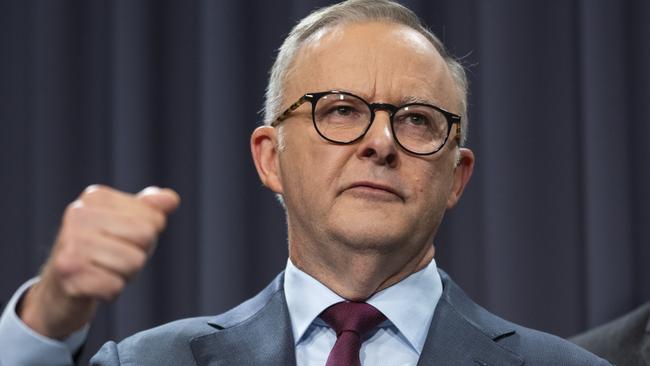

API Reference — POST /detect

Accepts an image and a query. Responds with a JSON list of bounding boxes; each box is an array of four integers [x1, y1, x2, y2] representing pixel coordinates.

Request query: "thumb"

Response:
[[136, 186, 181, 214]]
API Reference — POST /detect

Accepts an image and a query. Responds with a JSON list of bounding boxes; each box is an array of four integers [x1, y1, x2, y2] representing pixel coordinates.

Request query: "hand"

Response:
[[17, 185, 180, 339]]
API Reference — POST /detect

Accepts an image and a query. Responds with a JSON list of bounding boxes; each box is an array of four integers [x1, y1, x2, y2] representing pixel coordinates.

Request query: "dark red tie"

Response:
[[320, 301, 387, 366]]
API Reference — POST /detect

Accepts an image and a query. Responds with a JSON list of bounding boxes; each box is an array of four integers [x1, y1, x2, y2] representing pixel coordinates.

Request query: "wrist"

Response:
[[18, 280, 96, 340]]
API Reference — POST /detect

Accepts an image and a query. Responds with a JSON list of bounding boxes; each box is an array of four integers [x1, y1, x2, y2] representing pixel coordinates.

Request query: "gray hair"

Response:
[[263, 0, 469, 146]]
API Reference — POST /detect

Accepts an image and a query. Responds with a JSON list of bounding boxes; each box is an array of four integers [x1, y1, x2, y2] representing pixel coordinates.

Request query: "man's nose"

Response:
[[355, 111, 398, 167]]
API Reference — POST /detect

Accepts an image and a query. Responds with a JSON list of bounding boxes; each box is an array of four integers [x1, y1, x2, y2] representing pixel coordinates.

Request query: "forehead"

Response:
[[286, 21, 460, 110]]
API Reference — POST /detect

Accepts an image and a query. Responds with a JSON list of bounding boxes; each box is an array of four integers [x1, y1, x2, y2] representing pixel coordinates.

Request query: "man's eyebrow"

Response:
[[399, 95, 436, 105]]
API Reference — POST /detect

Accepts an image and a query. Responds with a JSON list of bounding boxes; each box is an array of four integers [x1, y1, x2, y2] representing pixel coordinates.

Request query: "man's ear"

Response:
[[251, 126, 284, 194], [446, 148, 474, 209]]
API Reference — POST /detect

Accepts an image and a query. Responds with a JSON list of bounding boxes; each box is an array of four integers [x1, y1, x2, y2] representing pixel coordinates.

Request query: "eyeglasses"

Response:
[[272, 90, 461, 155]]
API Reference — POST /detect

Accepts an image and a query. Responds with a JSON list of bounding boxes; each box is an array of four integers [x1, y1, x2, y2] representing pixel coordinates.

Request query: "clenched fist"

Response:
[[18, 185, 180, 339]]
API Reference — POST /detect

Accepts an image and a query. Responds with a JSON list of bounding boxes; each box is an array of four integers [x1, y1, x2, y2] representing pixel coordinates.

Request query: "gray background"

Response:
[[0, 0, 648, 363]]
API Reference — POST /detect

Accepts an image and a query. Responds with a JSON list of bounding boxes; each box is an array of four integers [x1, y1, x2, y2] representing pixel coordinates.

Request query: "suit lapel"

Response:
[[187, 269, 526, 366], [190, 274, 296, 366], [417, 271, 523, 366]]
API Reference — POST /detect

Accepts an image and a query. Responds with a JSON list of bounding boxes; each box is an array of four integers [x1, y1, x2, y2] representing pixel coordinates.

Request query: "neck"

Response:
[[289, 239, 435, 301]]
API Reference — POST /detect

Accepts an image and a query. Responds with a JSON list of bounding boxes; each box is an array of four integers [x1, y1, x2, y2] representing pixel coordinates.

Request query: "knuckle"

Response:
[[81, 185, 111, 204], [152, 211, 167, 231], [51, 249, 81, 278], [103, 278, 125, 301], [65, 199, 82, 212], [128, 250, 148, 272], [138, 221, 159, 244], [63, 200, 91, 226], [83, 184, 108, 195], [84, 184, 105, 192], [55, 226, 85, 252]]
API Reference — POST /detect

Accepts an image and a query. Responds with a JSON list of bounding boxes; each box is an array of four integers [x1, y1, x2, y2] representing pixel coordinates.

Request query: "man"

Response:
[[570, 302, 650, 366], [0, 1, 610, 365]]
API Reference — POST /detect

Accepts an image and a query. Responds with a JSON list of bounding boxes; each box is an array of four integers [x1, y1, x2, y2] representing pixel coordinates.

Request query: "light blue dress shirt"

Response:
[[285, 258, 442, 366], [0, 258, 442, 365]]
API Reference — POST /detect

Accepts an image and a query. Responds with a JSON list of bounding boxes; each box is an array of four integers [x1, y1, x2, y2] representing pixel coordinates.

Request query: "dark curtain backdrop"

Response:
[[1, 0, 648, 362]]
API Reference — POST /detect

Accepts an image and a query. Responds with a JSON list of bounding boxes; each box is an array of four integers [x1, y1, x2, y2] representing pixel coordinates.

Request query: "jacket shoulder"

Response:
[[91, 273, 286, 365], [91, 316, 217, 365], [436, 269, 612, 365], [502, 323, 612, 365]]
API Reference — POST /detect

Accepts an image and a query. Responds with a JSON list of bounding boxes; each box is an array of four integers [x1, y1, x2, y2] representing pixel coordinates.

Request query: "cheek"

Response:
[[411, 160, 455, 207], [279, 127, 352, 204]]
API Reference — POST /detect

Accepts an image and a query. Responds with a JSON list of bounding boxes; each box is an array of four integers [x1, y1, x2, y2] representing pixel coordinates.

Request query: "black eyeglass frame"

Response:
[[271, 90, 462, 155]]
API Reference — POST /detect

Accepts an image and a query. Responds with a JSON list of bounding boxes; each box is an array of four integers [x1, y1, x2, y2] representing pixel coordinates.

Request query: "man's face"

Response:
[[273, 22, 468, 257]]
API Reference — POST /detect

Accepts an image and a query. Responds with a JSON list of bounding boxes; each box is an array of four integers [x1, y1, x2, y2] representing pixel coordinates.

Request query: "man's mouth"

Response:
[[343, 181, 404, 202]]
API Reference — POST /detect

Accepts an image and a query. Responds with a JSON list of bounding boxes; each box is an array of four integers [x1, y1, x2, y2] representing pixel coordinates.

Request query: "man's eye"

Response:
[[324, 105, 358, 117], [404, 114, 430, 126], [333, 106, 354, 116]]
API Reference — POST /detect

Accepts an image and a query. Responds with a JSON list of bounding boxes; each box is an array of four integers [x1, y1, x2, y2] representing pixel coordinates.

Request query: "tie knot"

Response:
[[320, 302, 386, 337]]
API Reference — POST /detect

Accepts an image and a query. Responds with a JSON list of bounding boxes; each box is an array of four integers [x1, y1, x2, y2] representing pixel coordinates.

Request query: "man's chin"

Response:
[[328, 219, 407, 254]]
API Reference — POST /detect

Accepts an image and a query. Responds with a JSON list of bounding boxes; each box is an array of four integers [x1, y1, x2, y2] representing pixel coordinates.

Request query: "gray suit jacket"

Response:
[[91, 270, 610, 365], [570, 302, 650, 366]]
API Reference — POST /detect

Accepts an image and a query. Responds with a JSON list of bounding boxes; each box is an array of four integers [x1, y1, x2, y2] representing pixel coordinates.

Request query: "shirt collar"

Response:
[[283, 257, 442, 355]]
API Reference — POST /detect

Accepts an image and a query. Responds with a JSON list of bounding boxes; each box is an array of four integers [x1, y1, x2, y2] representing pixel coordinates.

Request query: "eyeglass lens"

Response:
[[313, 92, 449, 154]]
